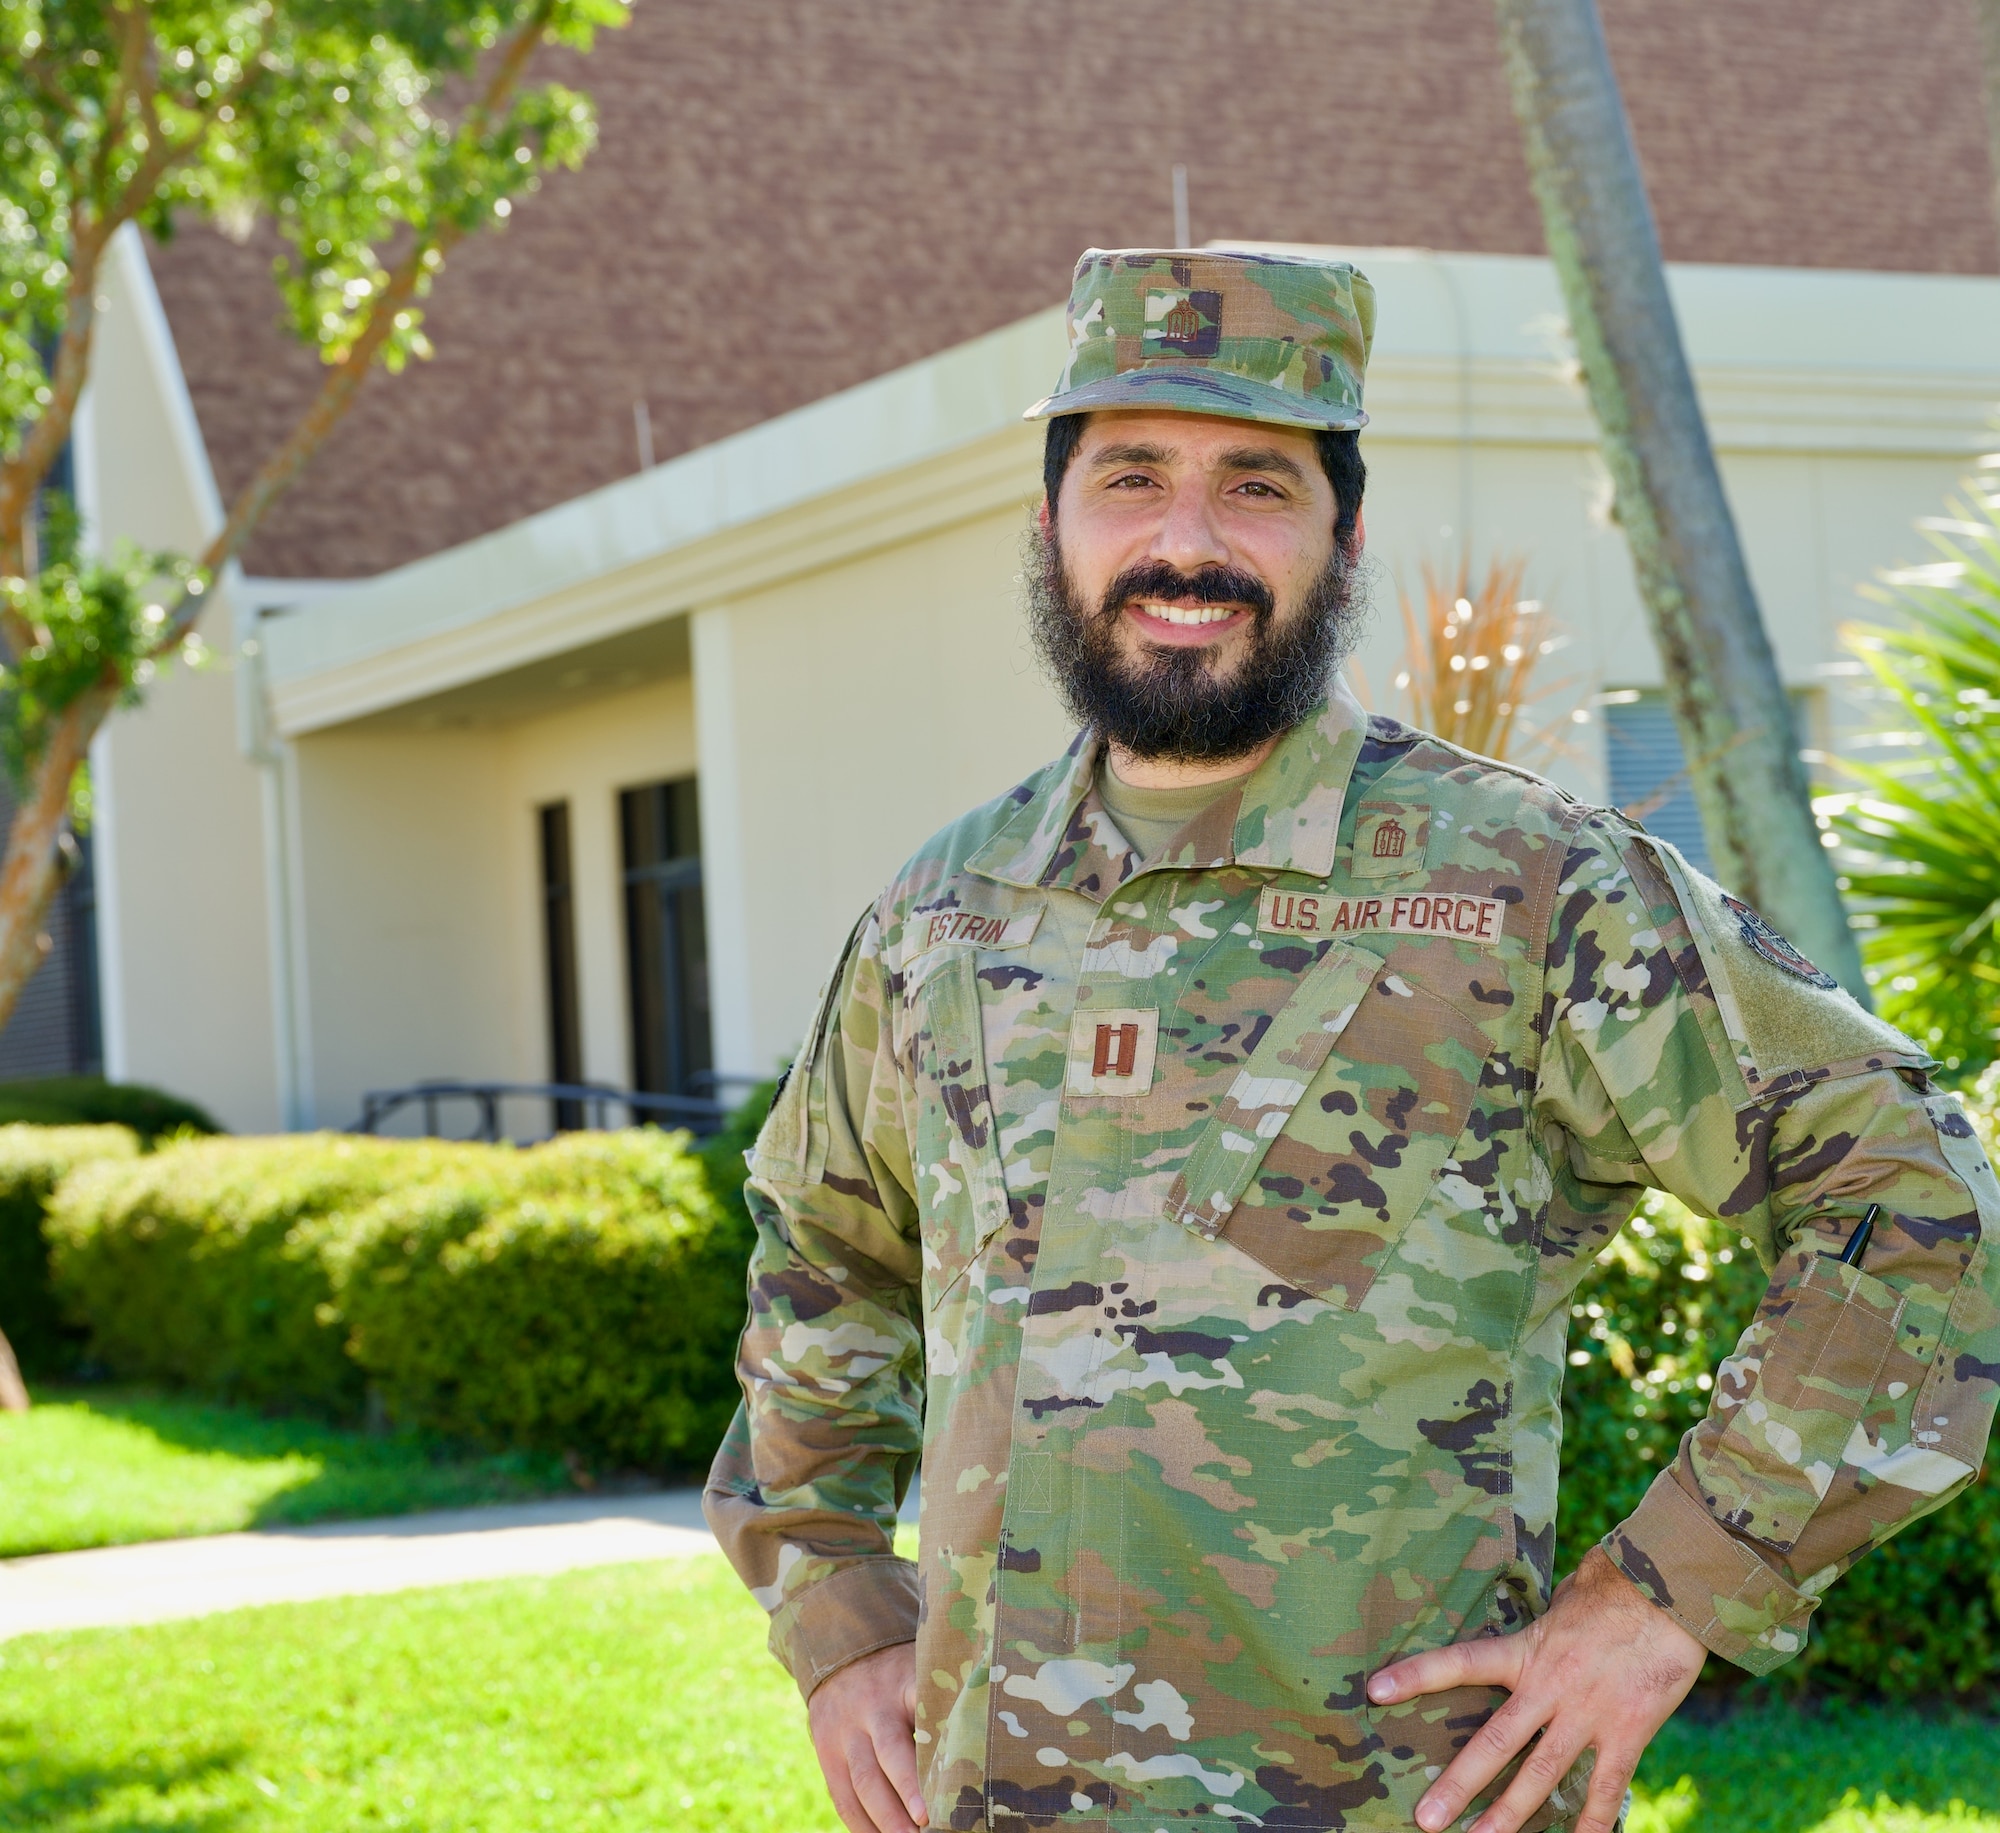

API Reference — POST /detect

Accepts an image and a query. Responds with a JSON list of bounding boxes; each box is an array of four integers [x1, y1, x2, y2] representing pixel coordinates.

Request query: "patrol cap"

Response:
[[1025, 247, 1375, 432]]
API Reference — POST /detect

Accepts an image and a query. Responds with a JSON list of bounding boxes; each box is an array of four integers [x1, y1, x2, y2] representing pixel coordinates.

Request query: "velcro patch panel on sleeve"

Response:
[[1259, 885, 1507, 948]]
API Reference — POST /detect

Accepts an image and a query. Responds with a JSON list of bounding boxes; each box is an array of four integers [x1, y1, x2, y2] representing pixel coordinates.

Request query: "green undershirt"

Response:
[[1094, 757, 1251, 861]]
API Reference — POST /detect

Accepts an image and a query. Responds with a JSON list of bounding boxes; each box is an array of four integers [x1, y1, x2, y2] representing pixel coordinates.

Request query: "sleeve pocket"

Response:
[[1710, 1254, 1908, 1548], [911, 950, 1012, 1309]]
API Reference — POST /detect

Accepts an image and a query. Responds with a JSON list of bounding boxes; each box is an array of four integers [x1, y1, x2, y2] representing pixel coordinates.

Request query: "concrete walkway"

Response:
[[0, 1488, 719, 1641]]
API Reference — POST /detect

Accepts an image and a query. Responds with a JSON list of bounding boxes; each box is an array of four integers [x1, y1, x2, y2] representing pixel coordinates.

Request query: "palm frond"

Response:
[[1829, 466, 2000, 1073]]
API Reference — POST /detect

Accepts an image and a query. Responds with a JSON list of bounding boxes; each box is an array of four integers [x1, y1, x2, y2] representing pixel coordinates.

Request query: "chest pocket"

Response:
[[908, 949, 1012, 1308], [1168, 945, 1494, 1308]]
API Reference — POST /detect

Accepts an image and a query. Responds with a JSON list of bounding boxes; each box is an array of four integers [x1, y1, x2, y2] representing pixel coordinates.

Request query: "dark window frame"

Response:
[[620, 778, 712, 1101], [538, 801, 583, 1130]]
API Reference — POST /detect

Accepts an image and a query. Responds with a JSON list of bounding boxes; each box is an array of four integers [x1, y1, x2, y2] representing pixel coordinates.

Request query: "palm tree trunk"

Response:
[[1975, 0, 2000, 249], [1492, 0, 1867, 998]]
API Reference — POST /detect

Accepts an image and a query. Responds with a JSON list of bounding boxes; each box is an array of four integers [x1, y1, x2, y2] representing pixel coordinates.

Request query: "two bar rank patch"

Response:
[[1066, 1008, 1160, 1097]]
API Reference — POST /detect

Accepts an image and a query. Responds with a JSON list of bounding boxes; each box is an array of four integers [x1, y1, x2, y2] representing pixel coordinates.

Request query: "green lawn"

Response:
[[0, 1556, 835, 1832], [0, 1387, 572, 1557], [2, 1553, 1995, 1833], [1630, 1705, 2000, 1832]]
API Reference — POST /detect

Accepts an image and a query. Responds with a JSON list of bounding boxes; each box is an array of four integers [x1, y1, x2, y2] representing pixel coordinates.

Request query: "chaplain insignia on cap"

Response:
[[1025, 247, 1375, 432]]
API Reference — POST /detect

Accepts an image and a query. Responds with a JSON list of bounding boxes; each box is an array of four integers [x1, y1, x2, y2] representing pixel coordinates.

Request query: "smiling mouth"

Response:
[[1128, 600, 1249, 630]]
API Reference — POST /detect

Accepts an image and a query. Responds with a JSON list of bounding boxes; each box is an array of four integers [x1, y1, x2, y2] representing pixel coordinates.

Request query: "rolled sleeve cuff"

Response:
[[1601, 1464, 1818, 1676], [767, 1557, 921, 1701]]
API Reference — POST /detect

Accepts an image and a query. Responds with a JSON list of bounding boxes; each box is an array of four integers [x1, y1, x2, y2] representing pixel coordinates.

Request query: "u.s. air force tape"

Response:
[[1258, 885, 1506, 948]]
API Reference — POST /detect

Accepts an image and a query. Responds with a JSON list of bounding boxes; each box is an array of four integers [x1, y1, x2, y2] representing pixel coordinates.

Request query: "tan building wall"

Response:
[[695, 482, 1070, 1078], [79, 228, 283, 1132], [74, 241, 2000, 1133]]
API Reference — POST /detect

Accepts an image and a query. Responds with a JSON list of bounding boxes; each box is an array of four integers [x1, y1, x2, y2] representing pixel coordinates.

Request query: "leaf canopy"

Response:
[[0, 0, 627, 450], [1828, 459, 2000, 1075]]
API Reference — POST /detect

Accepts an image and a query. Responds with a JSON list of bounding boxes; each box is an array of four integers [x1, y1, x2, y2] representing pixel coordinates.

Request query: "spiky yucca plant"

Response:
[[1828, 457, 2000, 1075], [1391, 553, 1577, 765]]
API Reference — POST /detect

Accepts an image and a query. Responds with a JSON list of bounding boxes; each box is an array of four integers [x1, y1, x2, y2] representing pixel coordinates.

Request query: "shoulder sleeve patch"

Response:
[[1630, 834, 1932, 1092]]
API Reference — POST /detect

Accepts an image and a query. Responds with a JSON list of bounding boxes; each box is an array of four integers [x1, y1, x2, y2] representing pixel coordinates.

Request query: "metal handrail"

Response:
[[349, 1077, 745, 1142]]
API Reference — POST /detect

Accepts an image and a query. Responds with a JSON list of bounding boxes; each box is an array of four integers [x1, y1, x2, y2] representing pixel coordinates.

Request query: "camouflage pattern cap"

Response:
[[1025, 246, 1375, 431]]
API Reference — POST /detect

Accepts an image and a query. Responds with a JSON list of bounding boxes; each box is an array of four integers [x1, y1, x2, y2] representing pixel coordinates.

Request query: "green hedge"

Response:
[[33, 1070, 1995, 1693], [45, 1111, 768, 1472], [1557, 1187, 2000, 1701], [0, 1076, 219, 1142], [47, 1136, 489, 1413], [335, 1131, 749, 1469], [0, 1124, 141, 1374]]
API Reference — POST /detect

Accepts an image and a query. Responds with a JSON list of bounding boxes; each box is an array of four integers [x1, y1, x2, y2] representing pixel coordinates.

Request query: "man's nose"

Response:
[[1148, 481, 1231, 577]]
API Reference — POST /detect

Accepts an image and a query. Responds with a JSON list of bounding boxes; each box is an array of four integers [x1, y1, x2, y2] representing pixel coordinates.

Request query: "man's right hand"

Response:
[[807, 1641, 926, 1833]]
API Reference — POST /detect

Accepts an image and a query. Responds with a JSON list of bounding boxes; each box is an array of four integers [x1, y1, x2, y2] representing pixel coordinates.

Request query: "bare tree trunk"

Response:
[[1976, 0, 2000, 248], [0, 1326, 27, 1413], [0, 683, 116, 1025], [1492, 0, 1866, 997]]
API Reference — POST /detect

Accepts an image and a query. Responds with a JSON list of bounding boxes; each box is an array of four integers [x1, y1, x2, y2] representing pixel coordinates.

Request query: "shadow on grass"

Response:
[[32, 1386, 573, 1529], [1639, 1699, 2000, 1831], [0, 1721, 248, 1832]]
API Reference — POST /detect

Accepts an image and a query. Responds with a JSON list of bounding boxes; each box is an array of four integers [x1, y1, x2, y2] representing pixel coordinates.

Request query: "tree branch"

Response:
[[20, 52, 87, 121], [0, 4, 219, 616], [0, 678, 116, 1026], [463, 0, 558, 142], [168, 0, 557, 626], [0, 219, 112, 648]]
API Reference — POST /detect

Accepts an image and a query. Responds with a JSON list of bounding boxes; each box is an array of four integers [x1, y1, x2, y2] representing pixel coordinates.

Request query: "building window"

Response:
[[0, 423, 101, 1083], [538, 802, 583, 1128], [1602, 692, 1713, 873], [0, 801, 102, 1082], [1602, 690, 1814, 882], [620, 778, 711, 1099]]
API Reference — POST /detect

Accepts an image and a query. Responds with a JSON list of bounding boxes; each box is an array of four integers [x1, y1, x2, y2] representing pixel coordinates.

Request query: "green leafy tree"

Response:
[[1827, 460, 2000, 1077], [0, 0, 629, 1405]]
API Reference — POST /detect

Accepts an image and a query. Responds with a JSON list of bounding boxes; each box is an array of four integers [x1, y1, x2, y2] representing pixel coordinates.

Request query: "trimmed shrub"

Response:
[[47, 1135, 488, 1413], [45, 1118, 762, 1470], [694, 1079, 774, 1259], [336, 1131, 746, 1470], [1556, 1192, 1763, 1574], [0, 1076, 219, 1142], [0, 1124, 141, 1375]]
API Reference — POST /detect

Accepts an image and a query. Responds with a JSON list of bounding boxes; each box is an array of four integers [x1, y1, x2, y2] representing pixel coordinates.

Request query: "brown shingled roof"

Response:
[[147, 0, 1999, 580]]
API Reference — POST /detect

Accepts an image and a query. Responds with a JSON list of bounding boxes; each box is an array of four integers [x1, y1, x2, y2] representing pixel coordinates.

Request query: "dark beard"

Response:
[[1025, 529, 1365, 764]]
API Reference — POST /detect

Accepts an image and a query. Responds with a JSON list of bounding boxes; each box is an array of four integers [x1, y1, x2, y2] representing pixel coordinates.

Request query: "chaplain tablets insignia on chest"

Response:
[[1258, 884, 1507, 947], [1720, 892, 1838, 989]]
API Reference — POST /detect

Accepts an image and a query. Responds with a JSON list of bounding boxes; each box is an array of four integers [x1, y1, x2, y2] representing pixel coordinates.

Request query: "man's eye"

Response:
[[1236, 480, 1280, 498], [1108, 473, 1156, 489]]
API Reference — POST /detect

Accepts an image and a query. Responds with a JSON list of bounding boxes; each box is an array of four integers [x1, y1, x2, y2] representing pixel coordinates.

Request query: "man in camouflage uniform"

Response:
[[706, 248, 2000, 1833]]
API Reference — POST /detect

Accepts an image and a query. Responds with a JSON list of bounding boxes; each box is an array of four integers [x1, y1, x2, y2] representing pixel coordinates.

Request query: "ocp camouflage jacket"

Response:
[[705, 685, 2000, 1833]]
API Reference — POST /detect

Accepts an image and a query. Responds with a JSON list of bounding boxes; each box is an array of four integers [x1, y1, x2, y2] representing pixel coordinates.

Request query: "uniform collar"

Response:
[[968, 676, 1370, 896]]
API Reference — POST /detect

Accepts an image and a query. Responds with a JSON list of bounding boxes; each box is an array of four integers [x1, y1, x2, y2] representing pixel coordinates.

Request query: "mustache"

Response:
[[1098, 560, 1274, 625]]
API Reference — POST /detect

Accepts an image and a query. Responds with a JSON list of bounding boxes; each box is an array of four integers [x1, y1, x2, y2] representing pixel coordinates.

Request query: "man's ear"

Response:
[[1037, 496, 1052, 536], [1342, 507, 1366, 563]]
